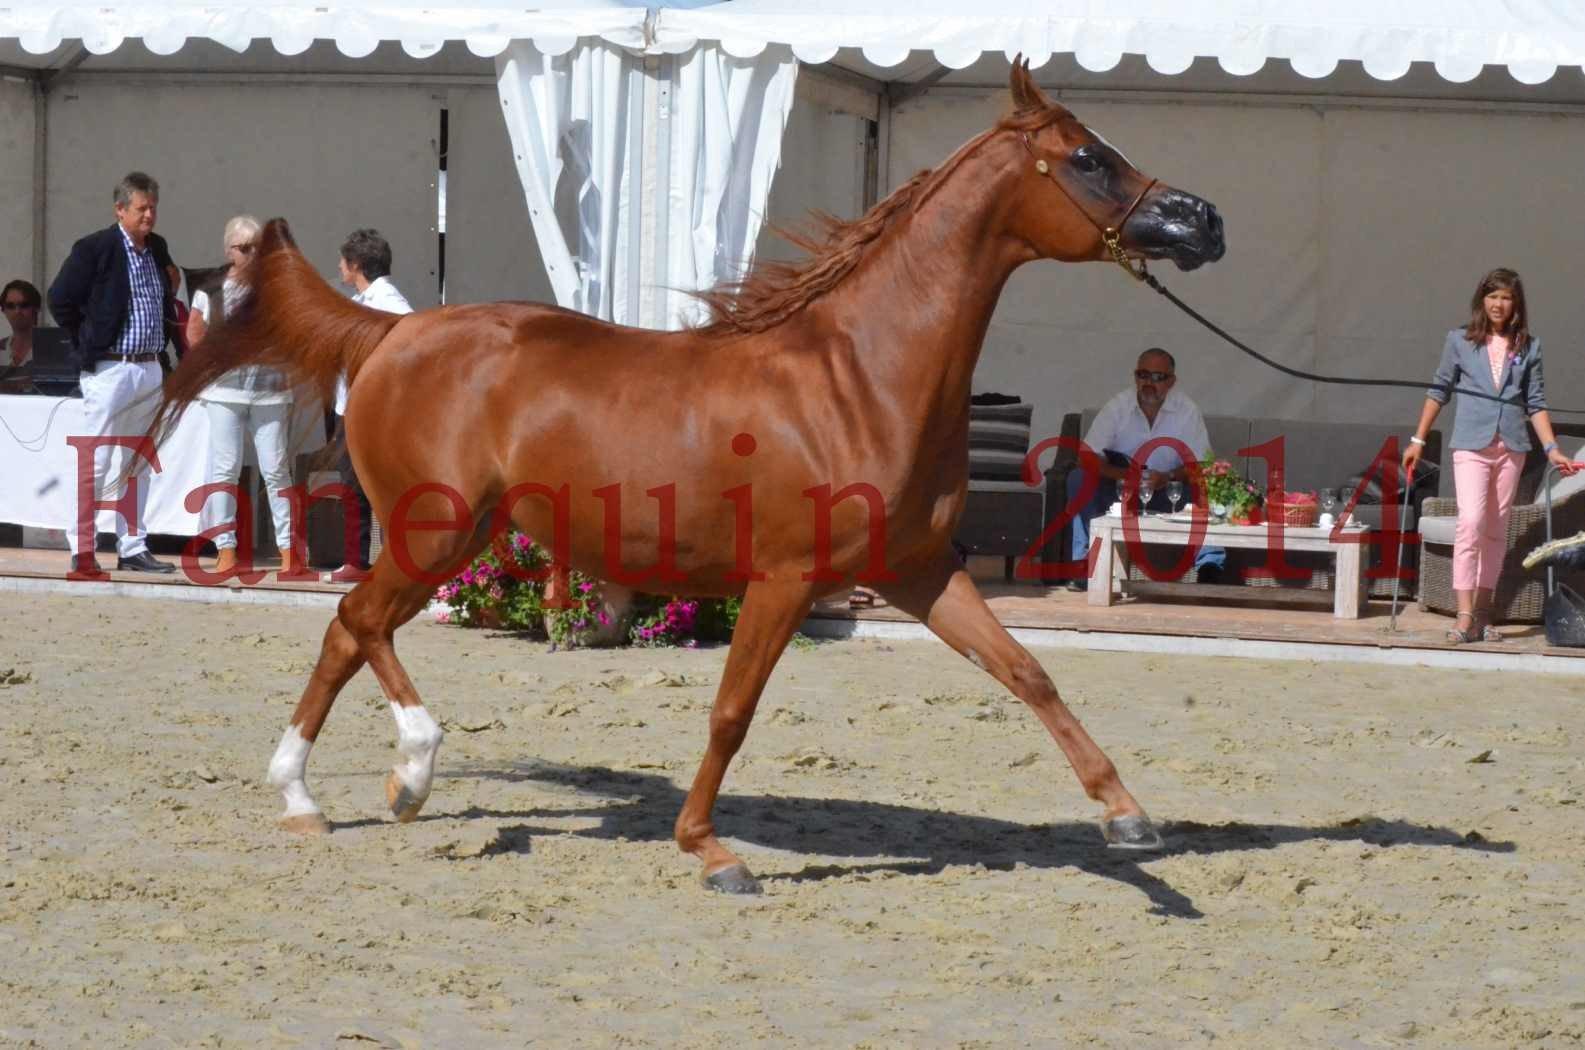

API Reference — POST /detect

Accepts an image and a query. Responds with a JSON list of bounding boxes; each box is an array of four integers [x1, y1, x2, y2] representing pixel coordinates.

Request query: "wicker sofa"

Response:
[[1416, 431, 1585, 622], [953, 397, 1045, 581]]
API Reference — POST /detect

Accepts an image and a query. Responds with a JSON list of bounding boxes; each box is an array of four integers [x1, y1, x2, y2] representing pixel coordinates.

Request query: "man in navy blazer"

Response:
[[48, 171, 179, 576]]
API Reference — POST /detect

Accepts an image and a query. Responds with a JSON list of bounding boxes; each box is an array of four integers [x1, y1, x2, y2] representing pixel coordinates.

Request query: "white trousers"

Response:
[[200, 399, 295, 552], [67, 358, 163, 557]]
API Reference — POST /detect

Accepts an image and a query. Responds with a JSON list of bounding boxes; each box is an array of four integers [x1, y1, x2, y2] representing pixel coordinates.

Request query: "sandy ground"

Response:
[[1, 591, 1583, 1049]]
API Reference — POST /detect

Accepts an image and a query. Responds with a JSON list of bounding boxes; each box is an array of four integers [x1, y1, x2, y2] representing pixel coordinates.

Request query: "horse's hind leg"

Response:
[[267, 613, 366, 834], [675, 579, 817, 894], [878, 550, 1161, 849], [340, 520, 492, 823]]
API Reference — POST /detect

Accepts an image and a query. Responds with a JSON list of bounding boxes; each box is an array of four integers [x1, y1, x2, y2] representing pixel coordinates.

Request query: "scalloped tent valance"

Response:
[[4, 0, 1585, 84]]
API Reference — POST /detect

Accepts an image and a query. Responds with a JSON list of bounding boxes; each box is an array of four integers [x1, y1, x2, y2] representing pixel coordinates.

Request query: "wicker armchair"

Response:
[[1417, 481, 1585, 622]]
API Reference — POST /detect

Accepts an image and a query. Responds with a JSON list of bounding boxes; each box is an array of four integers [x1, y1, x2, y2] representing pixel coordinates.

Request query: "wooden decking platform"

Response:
[[3, 545, 1579, 673]]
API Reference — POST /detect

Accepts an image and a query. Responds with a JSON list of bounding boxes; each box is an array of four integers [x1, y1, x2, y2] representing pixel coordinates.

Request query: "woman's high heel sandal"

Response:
[[1473, 608, 1503, 642], [1445, 611, 1481, 645]]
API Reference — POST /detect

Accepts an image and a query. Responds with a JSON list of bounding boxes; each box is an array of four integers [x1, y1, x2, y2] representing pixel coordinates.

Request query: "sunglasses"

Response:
[[1134, 369, 1174, 383], [228, 243, 256, 254]]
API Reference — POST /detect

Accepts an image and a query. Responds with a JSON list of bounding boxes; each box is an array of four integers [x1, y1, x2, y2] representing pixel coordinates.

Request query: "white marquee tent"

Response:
[[6, 1, 1585, 441]]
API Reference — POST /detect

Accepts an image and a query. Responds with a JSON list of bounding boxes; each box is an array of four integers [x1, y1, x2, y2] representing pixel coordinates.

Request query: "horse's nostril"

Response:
[[1204, 204, 1225, 249]]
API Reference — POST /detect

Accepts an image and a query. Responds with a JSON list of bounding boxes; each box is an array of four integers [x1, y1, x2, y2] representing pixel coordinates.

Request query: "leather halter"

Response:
[[1019, 131, 1156, 282]]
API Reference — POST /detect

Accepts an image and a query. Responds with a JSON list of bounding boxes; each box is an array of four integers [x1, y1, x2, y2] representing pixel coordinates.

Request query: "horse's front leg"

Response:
[[880, 550, 1161, 849], [675, 578, 817, 894]]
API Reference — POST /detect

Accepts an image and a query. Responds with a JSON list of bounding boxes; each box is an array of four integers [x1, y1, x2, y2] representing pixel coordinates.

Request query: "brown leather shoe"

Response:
[[213, 548, 238, 575], [328, 563, 370, 584]]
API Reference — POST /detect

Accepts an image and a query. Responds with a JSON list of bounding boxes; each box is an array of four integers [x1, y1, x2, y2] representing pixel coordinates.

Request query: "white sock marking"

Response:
[[266, 726, 320, 818], [390, 703, 443, 800]]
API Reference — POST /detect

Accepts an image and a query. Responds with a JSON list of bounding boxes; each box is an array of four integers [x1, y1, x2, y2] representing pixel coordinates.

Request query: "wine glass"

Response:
[[1339, 485, 1356, 525], [1112, 480, 1131, 517], [1319, 488, 1338, 522], [1167, 480, 1185, 516], [1138, 475, 1156, 516]]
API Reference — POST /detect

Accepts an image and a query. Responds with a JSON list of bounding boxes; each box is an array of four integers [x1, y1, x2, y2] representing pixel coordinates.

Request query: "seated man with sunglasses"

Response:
[[1062, 347, 1226, 591]]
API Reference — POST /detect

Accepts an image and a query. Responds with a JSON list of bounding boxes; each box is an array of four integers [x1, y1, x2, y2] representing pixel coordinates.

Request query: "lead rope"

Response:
[[1136, 269, 1577, 412], [1019, 135, 1574, 412]]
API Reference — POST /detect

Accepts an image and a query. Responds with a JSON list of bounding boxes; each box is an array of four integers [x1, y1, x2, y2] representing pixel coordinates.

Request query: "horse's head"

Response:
[[1000, 61, 1224, 273]]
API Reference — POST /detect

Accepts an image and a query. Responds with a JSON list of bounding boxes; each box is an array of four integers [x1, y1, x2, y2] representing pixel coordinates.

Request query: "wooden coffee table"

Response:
[[1087, 514, 1370, 618]]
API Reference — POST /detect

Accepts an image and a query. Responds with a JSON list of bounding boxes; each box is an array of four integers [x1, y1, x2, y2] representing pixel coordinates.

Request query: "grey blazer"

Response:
[[1427, 329, 1546, 452]]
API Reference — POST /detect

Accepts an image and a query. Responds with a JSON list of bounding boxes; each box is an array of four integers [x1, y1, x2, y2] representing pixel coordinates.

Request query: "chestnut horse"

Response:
[[152, 64, 1224, 894]]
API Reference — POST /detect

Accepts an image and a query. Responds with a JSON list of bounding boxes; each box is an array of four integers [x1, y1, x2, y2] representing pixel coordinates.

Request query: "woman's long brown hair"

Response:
[[1463, 267, 1531, 354], [146, 218, 403, 450]]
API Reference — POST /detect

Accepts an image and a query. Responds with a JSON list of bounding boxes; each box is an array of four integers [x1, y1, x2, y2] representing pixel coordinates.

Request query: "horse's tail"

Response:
[[148, 217, 404, 449]]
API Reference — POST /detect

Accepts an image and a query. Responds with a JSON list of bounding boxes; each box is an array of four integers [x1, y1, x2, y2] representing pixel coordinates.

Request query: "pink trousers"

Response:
[[1450, 438, 1525, 592]]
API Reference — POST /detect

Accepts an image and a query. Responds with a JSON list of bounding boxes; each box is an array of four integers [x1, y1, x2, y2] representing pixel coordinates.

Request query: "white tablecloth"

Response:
[[0, 392, 328, 536]]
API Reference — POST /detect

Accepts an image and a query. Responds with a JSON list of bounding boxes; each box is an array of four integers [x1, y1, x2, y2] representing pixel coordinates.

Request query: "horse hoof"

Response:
[[1102, 813, 1164, 851], [385, 772, 427, 824], [278, 812, 332, 836], [701, 863, 763, 895]]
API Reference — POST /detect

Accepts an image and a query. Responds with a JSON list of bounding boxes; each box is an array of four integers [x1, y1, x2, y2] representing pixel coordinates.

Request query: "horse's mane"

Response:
[[691, 97, 1069, 335]]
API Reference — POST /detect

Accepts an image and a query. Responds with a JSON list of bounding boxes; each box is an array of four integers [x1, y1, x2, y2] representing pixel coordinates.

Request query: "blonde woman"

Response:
[[186, 215, 298, 577]]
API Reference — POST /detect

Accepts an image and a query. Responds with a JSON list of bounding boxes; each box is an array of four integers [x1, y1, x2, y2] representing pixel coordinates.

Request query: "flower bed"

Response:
[[431, 532, 740, 649]]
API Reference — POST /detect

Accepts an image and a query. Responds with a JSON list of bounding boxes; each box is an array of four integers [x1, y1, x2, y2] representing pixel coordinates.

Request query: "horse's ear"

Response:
[[260, 218, 297, 253], [1008, 57, 1051, 113]]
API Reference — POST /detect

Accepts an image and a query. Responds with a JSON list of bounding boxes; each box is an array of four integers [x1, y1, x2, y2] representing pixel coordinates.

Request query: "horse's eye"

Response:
[[1073, 150, 1105, 175]]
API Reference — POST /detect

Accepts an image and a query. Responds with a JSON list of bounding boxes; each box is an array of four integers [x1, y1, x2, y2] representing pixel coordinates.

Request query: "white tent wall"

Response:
[[753, 76, 871, 264], [6, 37, 1583, 454], [888, 87, 1585, 458], [40, 79, 441, 308], [0, 78, 37, 288], [444, 71, 860, 311], [443, 84, 556, 307], [4, 58, 863, 323], [1318, 106, 1585, 429]]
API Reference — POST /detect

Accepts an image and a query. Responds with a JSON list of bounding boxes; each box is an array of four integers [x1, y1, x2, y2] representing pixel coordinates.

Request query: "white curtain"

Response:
[[494, 39, 798, 330]]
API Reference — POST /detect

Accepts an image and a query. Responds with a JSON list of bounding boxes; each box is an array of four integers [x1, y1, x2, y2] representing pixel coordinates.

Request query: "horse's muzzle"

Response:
[[1129, 188, 1226, 271]]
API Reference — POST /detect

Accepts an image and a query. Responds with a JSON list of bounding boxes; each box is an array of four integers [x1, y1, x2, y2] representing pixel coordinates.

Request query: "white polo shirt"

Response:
[[335, 276, 413, 414], [1082, 387, 1211, 473]]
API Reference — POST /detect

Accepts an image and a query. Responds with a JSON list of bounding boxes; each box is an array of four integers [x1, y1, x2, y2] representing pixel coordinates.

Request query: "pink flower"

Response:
[[435, 610, 451, 624], [578, 581, 594, 593]]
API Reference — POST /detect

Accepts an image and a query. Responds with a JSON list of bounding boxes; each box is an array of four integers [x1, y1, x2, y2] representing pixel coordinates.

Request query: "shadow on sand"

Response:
[[353, 759, 1519, 919]]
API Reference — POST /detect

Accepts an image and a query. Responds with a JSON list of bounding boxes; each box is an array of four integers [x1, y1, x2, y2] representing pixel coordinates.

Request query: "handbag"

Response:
[[1543, 582, 1585, 648]]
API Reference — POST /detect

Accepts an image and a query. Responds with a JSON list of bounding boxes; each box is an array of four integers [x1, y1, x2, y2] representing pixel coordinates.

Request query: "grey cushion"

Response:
[[1419, 515, 1457, 545], [967, 478, 1042, 493], [968, 401, 1034, 482], [1246, 417, 1421, 495], [1204, 416, 1252, 476]]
